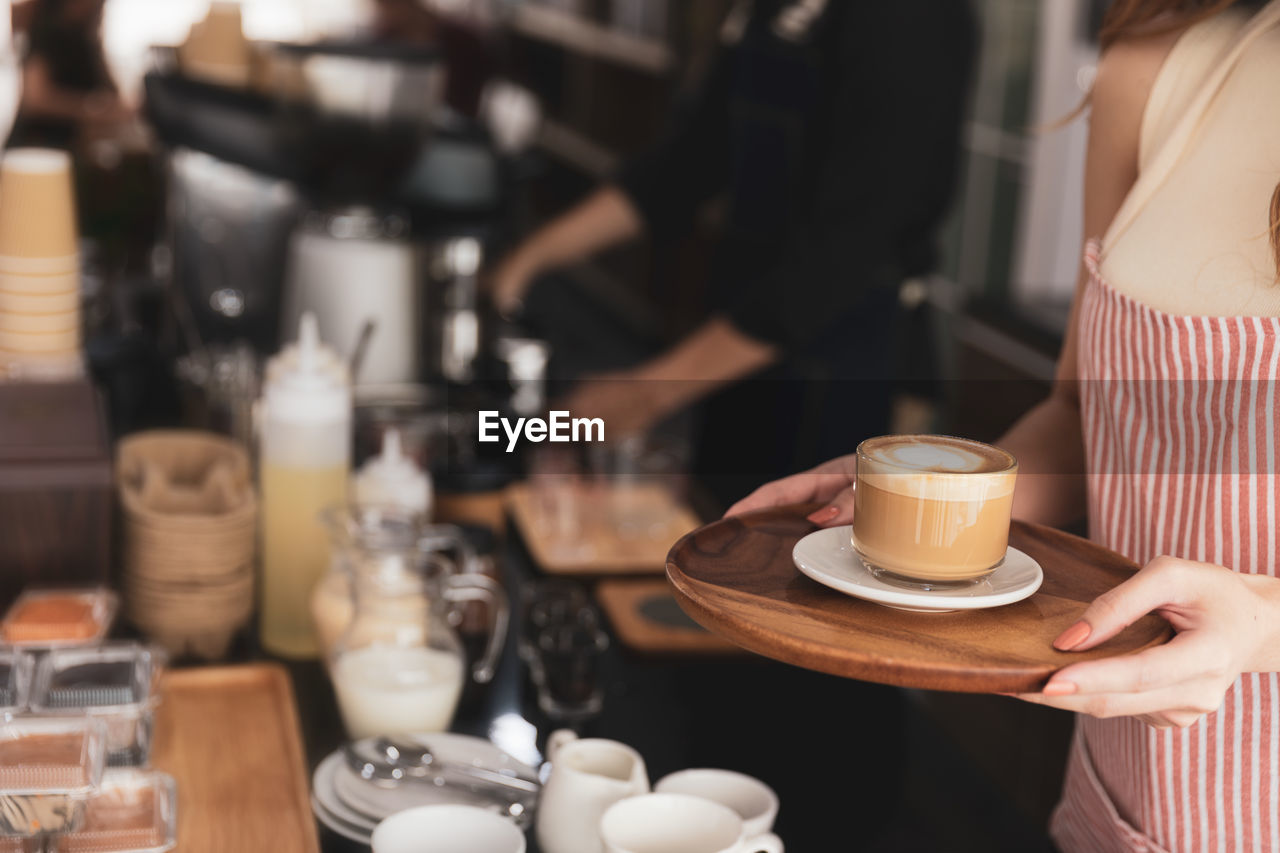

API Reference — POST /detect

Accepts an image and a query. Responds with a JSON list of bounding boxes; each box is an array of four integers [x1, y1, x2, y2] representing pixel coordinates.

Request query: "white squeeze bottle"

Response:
[[352, 429, 432, 516], [259, 313, 352, 658]]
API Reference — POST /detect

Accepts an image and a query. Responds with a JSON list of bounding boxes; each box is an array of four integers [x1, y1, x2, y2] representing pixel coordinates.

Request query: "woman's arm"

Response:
[[1000, 31, 1178, 527]]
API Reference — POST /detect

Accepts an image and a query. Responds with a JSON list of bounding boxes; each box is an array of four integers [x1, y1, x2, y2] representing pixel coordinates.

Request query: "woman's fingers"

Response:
[[1044, 630, 1221, 696], [724, 475, 818, 517], [1009, 557, 1259, 727], [1014, 681, 1219, 722], [1054, 557, 1198, 652], [724, 467, 853, 518], [807, 485, 857, 527]]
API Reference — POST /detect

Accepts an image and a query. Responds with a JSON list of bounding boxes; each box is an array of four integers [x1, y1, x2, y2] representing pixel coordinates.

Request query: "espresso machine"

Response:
[[272, 41, 514, 391], [147, 31, 542, 488]]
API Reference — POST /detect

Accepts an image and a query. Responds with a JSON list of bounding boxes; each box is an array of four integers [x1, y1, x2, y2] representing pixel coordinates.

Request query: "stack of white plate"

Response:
[[311, 733, 538, 845]]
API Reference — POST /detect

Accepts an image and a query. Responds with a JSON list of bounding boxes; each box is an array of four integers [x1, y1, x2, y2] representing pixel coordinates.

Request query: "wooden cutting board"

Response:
[[150, 664, 320, 853], [666, 506, 1173, 693], [508, 482, 701, 575]]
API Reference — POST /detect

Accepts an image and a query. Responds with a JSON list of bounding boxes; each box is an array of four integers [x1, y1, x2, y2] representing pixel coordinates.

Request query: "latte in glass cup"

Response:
[[852, 435, 1018, 587]]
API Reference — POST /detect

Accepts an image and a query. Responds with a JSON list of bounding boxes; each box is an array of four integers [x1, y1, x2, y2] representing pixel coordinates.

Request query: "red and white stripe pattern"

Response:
[[1050, 242, 1280, 852]]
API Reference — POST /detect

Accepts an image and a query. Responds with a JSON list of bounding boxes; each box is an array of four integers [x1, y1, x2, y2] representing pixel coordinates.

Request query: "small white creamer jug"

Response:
[[535, 730, 649, 853]]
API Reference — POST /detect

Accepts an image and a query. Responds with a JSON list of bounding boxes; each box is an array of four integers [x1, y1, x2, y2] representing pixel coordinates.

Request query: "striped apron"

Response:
[[1049, 245, 1280, 852], [1048, 5, 1280, 849]]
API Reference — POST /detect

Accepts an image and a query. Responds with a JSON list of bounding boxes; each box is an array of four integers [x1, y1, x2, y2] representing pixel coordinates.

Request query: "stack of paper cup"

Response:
[[0, 148, 82, 381]]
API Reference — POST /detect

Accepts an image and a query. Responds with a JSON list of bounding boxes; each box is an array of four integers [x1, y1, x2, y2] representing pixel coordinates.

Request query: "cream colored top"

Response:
[[1100, 1, 1280, 316]]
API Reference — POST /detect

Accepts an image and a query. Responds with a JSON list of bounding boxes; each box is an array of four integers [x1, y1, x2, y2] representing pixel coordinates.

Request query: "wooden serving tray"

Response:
[[151, 664, 320, 853], [508, 482, 701, 575], [596, 579, 743, 655], [666, 506, 1173, 693]]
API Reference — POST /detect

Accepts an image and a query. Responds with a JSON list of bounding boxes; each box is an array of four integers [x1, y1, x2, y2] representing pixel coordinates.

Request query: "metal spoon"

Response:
[[349, 318, 377, 383], [343, 737, 541, 796]]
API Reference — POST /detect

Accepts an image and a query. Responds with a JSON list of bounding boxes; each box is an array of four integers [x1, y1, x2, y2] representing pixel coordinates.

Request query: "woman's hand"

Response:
[[1015, 556, 1280, 728], [724, 454, 858, 526]]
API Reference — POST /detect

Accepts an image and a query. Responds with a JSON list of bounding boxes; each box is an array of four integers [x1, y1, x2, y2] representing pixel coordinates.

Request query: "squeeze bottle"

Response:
[[259, 313, 351, 657], [352, 428, 433, 516]]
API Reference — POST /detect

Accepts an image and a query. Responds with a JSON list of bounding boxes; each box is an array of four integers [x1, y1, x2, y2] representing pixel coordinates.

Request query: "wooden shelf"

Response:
[[510, 4, 674, 75]]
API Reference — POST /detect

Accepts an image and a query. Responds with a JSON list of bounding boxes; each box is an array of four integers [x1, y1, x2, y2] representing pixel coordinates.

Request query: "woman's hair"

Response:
[[1099, 0, 1239, 47], [1099, 0, 1280, 274]]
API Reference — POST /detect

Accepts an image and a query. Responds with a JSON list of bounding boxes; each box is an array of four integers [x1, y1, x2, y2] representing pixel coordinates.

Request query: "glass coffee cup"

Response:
[[851, 435, 1018, 588]]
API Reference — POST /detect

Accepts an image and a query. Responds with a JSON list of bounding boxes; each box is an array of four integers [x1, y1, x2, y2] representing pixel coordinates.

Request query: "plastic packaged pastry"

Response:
[[29, 644, 165, 766], [49, 769, 177, 853], [0, 650, 33, 718], [0, 717, 107, 836], [1, 588, 118, 648]]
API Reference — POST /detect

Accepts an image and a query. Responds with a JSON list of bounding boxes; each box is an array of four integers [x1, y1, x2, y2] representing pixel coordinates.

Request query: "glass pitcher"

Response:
[[320, 505, 508, 739], [311, 510, 478, 659]]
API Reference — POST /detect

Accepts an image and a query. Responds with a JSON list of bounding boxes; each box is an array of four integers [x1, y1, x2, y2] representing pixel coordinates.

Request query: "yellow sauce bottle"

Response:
[[258, 313, 350, 657]]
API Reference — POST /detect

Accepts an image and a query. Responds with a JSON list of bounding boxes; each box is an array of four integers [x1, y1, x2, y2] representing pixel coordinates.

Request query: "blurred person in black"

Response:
[[488, 0, 976, 504], [10, 0, 130, 150]]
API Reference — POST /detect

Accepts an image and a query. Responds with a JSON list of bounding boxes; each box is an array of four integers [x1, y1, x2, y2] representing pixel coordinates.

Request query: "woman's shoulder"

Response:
[[1087, 28, 1185, 178]]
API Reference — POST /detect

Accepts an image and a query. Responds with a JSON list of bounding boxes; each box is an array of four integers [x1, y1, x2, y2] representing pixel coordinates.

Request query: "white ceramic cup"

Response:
[[371, 805, 526, 853], [654, 769, 779, 838], [600, 793, 784, 853]]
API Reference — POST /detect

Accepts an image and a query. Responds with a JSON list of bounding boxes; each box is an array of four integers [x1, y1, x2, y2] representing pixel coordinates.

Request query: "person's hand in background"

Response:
[[724, 454, 858, 525], [559, 316, 778, 444], [485, 248, 538, 319], [557, 369, 674, 441]]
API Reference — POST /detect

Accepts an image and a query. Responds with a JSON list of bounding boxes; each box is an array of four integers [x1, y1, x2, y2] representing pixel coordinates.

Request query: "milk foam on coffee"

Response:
[[857, 435, 1016, 502], [853, 436, 1017, 583]]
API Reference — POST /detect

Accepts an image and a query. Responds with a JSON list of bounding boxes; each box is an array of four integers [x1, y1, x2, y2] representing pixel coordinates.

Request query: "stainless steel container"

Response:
[[281, 207, 421, 387]]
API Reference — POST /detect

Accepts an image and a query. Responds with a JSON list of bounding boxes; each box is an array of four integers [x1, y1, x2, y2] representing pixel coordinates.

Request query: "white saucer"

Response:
[[312, 793, 373, 845], [312, 751, 379, 831], [792, 526, 1042, 612]]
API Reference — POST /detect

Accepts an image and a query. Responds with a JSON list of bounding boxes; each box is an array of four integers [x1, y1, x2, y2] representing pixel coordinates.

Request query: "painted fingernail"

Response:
[[1042, 679, 1078, 696], [1054, 620, 1092, 651], [806, 506, 840, 524]]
